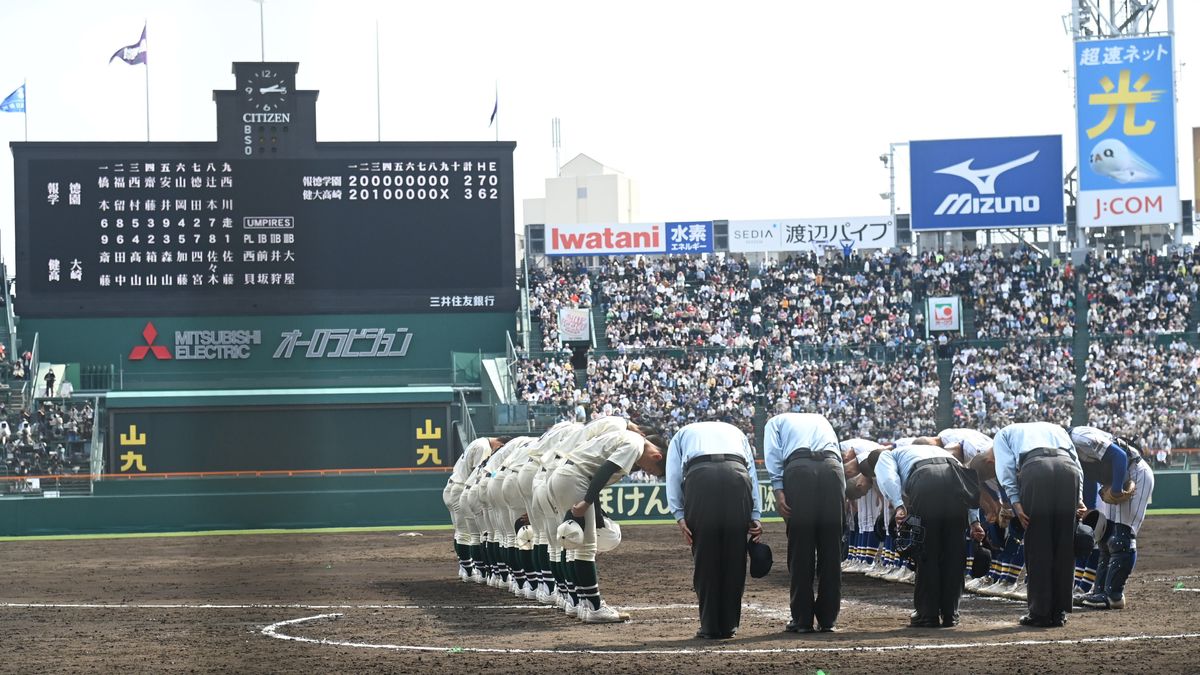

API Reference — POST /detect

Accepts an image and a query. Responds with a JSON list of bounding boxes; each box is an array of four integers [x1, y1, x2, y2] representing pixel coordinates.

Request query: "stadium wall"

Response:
[[5, 471, 1197, 536]]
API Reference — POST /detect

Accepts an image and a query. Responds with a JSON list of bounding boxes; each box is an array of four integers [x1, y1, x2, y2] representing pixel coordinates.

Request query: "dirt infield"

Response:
[[2, 516, 1199, 674]]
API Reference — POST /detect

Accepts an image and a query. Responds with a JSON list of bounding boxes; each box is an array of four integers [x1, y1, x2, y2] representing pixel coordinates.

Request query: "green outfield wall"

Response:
[[3, 471, 1196, 537]]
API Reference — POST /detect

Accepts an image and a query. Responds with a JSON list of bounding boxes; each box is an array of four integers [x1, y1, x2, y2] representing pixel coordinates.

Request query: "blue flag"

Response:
[[110, 25, 148, 65], [0, 84, 24, 113], [489, 91, 498, 127]]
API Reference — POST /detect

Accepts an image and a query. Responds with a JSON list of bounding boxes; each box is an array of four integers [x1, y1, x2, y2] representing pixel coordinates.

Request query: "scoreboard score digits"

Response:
[[14, 148, 517, 318]]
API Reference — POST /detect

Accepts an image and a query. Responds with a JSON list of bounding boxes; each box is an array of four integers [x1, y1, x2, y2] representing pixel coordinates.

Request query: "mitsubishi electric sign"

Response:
[[126, 321, 412, 362], [909, 135, 1064, 231]]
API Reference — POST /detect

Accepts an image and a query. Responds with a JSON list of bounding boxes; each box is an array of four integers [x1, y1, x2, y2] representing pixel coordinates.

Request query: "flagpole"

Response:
[[22, 78, 27, 142], [375, 19, 381, 142], [494, 80, 498, 142], [259, 0, 266, 61], [143, 21, 150, 142]]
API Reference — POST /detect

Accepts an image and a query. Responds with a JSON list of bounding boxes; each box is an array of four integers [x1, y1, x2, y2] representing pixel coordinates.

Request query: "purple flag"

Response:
[[109, 25, 147, 65]]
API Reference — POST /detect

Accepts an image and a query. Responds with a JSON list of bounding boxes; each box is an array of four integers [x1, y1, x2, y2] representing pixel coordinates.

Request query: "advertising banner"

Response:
[[557, 307, 591, 342], [545, 221, 713, 256], [1075, 35, 1179, 227], [728, 216, 894, 252], [926, 296, 962, 332], [910, 135, 1064, 231]]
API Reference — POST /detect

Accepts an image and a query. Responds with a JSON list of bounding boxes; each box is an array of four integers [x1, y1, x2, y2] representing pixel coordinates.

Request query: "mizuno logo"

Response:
[[933, 151, 1039, 195]]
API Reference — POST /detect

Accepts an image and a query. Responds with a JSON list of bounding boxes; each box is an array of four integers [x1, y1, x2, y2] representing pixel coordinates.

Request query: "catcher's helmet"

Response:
[[895, 515, 926, 561]]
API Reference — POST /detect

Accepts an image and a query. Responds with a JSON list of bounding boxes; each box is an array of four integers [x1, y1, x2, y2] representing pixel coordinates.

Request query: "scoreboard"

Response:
[[15, 148, 517, 317], [12, 63, 517, 318]]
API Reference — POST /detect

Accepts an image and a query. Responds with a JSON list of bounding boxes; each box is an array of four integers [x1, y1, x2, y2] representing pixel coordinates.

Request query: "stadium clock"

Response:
[[240, 66, 294, 113]]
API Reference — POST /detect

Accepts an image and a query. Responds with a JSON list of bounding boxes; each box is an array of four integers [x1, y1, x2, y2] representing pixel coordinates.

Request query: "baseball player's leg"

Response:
[[488, 478, 511, 584], [1120, 461, 1154, 536], [573, 506, 610, 620], [1102, 523, 1136, 607], [861, 495, 881, 572], [500, 476, 525, 592], [516, 464, 543, 596], [444, 482, 467, 577], [548, 469, 590, 616], [1104, 462, 1154, 608], [459, 490, 485, 582], [535, 480, 567, 601]]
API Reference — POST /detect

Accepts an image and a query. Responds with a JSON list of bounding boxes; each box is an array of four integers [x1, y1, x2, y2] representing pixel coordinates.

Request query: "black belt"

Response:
[[684, 453, 748, 472], [912, 457, 954, 471], [1019, 447, 1071, 467], [785, 448, 840, 465]]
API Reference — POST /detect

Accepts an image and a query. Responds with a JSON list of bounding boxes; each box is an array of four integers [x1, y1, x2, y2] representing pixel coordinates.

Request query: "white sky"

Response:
[[0, 0, 1196, 269]]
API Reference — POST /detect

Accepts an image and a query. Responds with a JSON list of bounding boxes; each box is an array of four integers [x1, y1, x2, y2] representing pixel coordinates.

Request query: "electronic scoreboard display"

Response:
[[14, 145, 517, 317]]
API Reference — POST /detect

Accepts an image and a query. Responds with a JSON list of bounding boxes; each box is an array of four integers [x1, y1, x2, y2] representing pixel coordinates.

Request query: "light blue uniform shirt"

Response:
[[666, 421, 762, 522], [875, 445, 980, 524], [992, 422, 1083, 507], [763, 413, 841, 490]]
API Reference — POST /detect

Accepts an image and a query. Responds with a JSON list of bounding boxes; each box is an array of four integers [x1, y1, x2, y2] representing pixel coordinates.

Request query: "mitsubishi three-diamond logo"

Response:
[[129, 322, 172, 360]]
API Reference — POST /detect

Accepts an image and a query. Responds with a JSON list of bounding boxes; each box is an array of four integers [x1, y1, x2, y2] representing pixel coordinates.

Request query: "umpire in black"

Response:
[[764, 413, 844, 633], [860, 444, 984, 628], [665, 421, 763, 640], [992, 422, 1085, 627]]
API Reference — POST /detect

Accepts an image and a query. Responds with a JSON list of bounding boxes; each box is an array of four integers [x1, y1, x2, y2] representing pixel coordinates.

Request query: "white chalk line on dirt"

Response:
[[0, 602, 698, 611], [260, 613, 1200, 655]]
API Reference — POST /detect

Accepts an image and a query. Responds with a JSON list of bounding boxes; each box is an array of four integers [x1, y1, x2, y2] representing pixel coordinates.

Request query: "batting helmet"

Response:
[[556, 520, 584, 549], [596, 518, 622, 553]]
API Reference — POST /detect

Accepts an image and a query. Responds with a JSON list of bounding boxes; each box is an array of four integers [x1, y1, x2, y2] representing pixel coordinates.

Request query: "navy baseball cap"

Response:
[[747, 540, 773, 578]]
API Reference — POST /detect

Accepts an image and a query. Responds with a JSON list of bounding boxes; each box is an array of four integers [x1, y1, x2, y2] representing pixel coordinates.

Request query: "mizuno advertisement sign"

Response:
[[1075, 36, 1179, 228], [909, 135, 1064, 231]]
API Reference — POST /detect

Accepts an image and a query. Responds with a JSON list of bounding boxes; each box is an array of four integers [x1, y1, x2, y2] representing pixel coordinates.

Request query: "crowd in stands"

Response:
[[526, 262, 593, 353], [596, 251, 924, 351], [585, 351, 761, 441], [513, 245, 1200, 454], [950, 342, 1075, 436], [2, 399, 94, 481], [764, 347, 939, 440], [513, 353, 582, 412], [1085, 249, 1196, 336], [1086, 338, 1200, 449]]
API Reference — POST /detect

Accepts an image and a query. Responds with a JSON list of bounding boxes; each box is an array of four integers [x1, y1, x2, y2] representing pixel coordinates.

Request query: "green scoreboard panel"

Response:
[[108, 404, 450, 474]]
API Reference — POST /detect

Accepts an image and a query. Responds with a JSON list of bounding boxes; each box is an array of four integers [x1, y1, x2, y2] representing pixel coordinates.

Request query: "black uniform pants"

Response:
[[683, 460, 753, 637], [906, 462, 968, 624], [1019, 454, 1081, 622], [783, 455, 845, 629]]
